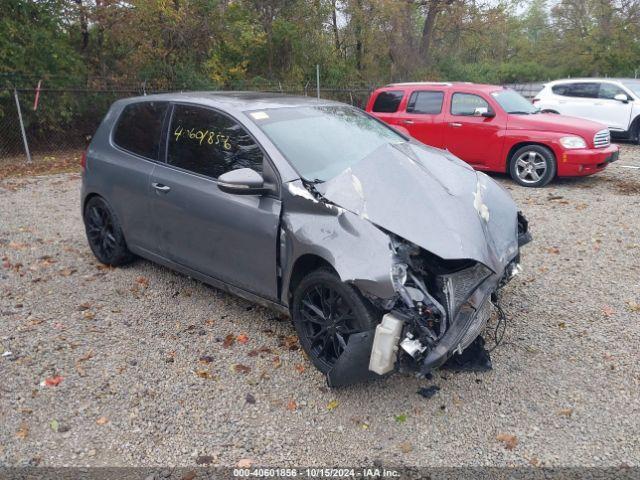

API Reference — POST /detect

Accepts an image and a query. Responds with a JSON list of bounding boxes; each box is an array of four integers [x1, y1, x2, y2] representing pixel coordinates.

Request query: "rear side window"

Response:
[[451, 93, 490, 116], [406, 91, 444, 114], [113, 102, 168, 160], [552, 82, 599, 98], [551, 84, 570, 96], [372, 91, 404, 113], [167, 105, 263, 179]]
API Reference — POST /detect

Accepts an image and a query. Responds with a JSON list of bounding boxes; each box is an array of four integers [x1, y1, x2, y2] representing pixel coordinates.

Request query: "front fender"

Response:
[[280, 180, 396, 306]]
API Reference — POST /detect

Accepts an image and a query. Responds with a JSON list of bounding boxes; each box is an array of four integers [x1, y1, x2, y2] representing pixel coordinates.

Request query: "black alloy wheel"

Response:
[[83, 196, 134, 266], [292, 269, 378, 373]]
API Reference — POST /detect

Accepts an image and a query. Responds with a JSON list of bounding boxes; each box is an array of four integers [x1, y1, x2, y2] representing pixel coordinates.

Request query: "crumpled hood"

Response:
[[315, 142, 520, 274]]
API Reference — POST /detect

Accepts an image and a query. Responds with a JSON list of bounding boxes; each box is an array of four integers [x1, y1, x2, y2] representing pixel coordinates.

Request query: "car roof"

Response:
[[381, 82, 504, 93], [116, 91, 343, 111], [547, 78, 638, 84]]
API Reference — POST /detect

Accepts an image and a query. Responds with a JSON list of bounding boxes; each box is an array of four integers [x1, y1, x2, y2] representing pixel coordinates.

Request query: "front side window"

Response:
[[599, 83, 627, 100], [113, 102, 168, 160], [406, 91, 444, 114], [248, 106, 406, 182], [167, 105, 263, 179], [492, 89, 538, 114], [372, 91, 404, 113], [451, 93, 490, 116]]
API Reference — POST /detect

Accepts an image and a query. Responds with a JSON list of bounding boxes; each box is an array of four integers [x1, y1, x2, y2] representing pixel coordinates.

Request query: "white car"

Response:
[[533, 78, 640, 144]]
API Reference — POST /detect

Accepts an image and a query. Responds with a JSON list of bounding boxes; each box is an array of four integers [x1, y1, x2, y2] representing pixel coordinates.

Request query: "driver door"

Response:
[[443, 92, 504, 168], [596, 82, 634, 131], [149, 103, 281, 300]]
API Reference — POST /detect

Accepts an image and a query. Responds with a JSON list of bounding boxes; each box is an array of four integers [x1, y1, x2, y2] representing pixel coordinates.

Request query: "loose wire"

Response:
[[488, 294, 508, 353]]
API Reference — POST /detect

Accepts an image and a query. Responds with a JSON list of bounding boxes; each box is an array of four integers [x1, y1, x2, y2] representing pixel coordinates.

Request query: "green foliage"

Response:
[[0, 0, 84, 81], [3, 0, 640, 89], [4, 0, 639, 154], [205, 2, 266, 86]]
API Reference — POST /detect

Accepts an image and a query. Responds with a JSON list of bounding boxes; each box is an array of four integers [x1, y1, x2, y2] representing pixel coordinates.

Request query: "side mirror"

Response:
[[614, 93, 629, 103], [217, 168, 268, 195], [473, 107, 495, 118]]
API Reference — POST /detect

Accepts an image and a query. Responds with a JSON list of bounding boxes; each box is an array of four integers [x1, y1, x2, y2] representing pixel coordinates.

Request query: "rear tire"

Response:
[[509, 144, 556, 188], [291, 268, 379, 374], [83, 196, 134, 266], [630, 118, 640, 145]]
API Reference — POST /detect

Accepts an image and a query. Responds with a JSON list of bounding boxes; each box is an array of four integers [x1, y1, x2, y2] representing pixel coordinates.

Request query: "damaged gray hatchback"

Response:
[[82, 92, 531, 386]]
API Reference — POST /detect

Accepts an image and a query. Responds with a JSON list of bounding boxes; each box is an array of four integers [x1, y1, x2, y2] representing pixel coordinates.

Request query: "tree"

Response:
[[2, 0, 640, 90], [416, 0, 457, 64]]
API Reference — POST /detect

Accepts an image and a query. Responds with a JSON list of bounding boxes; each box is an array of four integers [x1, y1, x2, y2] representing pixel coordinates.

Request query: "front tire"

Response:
[[292, 269, 378, 374], [83, 196, 134, 266], [509, 144, 556, 187]]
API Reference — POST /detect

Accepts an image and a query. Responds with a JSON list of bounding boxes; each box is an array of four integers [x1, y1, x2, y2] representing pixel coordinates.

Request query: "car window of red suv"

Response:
[[406, 91, 444, 114], [450, 93, 491, 116], [371, 90, 404, 113]]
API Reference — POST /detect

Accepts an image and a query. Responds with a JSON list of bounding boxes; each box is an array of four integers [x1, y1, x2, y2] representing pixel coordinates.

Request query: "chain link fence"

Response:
[[0, 82, 373, 165], [1, 87, 136, 163], [0, 78, 542, 166]]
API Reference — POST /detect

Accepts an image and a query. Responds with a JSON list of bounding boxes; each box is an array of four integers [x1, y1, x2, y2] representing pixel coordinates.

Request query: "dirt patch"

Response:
[[599, 176, 640, 195], [0, 150, 82, 180]]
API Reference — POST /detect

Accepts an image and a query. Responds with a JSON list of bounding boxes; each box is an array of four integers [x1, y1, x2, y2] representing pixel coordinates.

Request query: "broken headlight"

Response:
[[387, 234, 497, 367], [390, 263, 408, 288]]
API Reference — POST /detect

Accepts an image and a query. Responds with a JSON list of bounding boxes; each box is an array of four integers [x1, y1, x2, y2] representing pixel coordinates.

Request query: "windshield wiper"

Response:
[[304, 178, 325, 185], [508, 111, 534, 115]]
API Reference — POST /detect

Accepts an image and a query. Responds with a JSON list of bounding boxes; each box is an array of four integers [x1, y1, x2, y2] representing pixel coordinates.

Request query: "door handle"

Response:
[[152, 182, 171, 193], [401, 120, 414, 125], [450, 122, 462, 127]]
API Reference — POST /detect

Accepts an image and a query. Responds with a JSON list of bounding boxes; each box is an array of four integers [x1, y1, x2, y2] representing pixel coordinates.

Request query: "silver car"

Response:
[[81, 92, 531, 386]]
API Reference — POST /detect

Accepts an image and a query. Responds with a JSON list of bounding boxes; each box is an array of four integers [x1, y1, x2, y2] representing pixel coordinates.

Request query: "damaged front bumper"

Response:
[[326, 216, 531, 388]]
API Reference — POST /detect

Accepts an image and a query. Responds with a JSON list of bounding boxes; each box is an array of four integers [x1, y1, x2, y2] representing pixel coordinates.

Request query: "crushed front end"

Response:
[[368, 219, 530, 378], [290, 142, 533, 386]]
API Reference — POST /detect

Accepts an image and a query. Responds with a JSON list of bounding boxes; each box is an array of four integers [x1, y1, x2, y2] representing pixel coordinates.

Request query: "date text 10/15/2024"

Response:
[[232, 468, 401, 478]]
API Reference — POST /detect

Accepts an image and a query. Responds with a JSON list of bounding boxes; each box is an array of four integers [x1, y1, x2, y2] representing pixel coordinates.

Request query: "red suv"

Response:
[[366, 82, 619, 187]]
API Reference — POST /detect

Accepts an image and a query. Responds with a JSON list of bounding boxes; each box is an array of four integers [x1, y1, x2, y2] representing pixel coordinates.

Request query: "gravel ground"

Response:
[[1, 145, 639, 468]]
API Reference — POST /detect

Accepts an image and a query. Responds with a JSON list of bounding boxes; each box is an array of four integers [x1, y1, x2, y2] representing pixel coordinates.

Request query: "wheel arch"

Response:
[[506, 141, 556, 170], [82, 193, 135, 266], [82, 192, 103, 214], [286, 254, 337, 305]]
